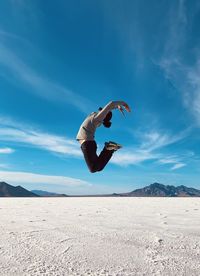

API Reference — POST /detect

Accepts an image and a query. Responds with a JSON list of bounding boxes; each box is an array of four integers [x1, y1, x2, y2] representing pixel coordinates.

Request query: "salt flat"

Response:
[[0, 198, 200, 276]]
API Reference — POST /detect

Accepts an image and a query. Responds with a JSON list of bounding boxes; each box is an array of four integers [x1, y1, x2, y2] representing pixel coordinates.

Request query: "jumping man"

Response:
[[76, 100, 131, 173]]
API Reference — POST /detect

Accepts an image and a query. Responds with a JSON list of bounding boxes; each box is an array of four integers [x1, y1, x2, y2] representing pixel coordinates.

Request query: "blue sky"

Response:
[[0, 0, 200, 194]]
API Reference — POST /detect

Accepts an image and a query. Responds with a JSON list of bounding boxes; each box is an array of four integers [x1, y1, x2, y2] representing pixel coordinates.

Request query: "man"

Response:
[[76, 100, 131, 173]]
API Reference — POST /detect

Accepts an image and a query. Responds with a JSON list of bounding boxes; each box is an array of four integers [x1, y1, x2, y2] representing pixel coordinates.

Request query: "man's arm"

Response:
[[93, 101, 129, 123]]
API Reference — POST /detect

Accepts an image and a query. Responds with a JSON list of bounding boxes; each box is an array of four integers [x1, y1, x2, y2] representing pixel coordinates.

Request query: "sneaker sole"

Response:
[[108, 141, 122, 147]]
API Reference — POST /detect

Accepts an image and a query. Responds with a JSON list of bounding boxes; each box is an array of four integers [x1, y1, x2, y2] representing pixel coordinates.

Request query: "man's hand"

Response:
[[117, 105, 125, 116], [123, 102, 131, 112], [117, 102, 131, 115]]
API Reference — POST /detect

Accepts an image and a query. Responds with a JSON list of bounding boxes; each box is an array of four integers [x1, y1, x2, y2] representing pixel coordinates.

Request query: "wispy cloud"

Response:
[[0, 116, 81, 157], [170, 163, 186, 170], [159, 156, 179, 165], [140, 129, 188, 151], [186, 61, 200, 124], [0, 147, 14, 154], [111, 128, 188, 168], [159, 57, 200, 126], [0, 115, 190, 170], [0, 170, 92, 187], [158, 0, 200, 126], [158, 156, 186, 171], [0, 170, 128, 195], [111, 149, 159, 166], [0, 35, 94, 114], [163, 0, 187, 57]]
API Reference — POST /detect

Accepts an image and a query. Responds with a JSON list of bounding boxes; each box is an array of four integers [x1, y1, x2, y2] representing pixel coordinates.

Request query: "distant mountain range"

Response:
[[0, 181, 200, 197], [114, 182, 200, 197], [0, 182, 68, 197], [0, 182, 39, 197], [31, 190, 68, 197]]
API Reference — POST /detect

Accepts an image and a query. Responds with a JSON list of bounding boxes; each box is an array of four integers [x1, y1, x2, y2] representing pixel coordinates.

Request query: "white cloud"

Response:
[[111, 128, 189, 167], [158, 156, 187, 171], [0, 147, 14, 154], [157, 0, 200, 126], [0, 40, 94, 114], [170, 163, 186, 170], [186, 61, 200, 124], [159, 156, 178, 165], [159, 57, 200, 125], [0, 115, 190, 170], [163, 0, 187, 56], [111, 149, 159, 166], [0, 170, 92, 187], [0, 116, 81, 157], [140, 130, 188, 151]]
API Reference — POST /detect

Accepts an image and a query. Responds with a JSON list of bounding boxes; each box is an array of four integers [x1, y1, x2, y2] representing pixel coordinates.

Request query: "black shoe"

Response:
[[108, 141, 122, 148], [105, 141, 122, 151]]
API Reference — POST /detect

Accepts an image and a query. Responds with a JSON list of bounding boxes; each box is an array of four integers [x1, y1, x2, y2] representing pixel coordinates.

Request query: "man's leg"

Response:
[[96, 145, 114, 171], [81, 141, 116, 173], [81, 141, 99, 173]]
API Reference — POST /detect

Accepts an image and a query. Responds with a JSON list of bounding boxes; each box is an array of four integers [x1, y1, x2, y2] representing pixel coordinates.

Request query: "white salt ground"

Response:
[[0, 197, 200, 276]]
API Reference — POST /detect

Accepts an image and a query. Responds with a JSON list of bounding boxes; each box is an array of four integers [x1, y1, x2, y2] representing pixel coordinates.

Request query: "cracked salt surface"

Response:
[[0, 197, 200, 275]]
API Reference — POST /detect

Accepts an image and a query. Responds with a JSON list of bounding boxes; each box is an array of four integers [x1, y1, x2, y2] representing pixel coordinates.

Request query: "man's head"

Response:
[[98, 107, 112, 128]]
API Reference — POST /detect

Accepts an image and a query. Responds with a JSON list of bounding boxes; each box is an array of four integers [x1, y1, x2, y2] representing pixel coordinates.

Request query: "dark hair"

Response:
[[98, 107, 112, 128], [103, 120, 112, 128]]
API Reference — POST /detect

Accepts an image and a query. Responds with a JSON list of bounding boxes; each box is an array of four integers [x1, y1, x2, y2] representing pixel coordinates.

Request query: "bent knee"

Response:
[[90, 169, 97, 173], [89, 166, 98, 173], [89, 165, 103, 173]]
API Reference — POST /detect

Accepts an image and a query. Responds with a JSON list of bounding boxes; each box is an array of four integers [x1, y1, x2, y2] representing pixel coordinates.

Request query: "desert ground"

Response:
[[0, 197, 200, 276]]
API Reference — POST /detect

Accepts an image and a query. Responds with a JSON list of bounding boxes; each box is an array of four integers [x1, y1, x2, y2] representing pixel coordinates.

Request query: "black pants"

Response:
[[81, 141, 114, 173]]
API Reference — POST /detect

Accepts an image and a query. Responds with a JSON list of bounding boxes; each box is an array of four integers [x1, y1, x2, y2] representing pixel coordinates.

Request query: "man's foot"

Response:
[[105, 141, 122, 151], [108, 141, 122, 147]]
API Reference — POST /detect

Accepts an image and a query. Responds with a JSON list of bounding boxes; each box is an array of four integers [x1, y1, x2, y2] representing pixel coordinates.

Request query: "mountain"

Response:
[[38, 183, 200, 197], [117, 183, 200, 197], [1, 181, 200, 197], [31, 190, 68, 197], [0, 182, 39, 197]]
